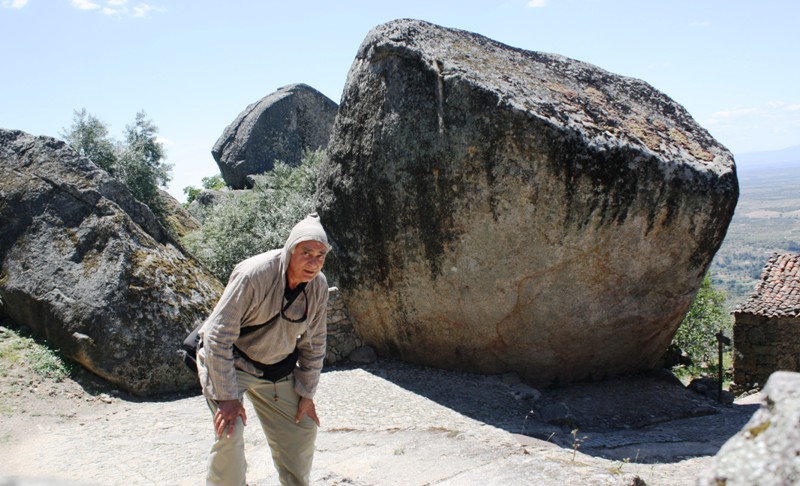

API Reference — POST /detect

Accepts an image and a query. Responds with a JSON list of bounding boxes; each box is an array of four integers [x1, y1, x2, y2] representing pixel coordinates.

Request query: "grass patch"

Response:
[[0, 326, 76, 382], [672, 351, 734, 389]]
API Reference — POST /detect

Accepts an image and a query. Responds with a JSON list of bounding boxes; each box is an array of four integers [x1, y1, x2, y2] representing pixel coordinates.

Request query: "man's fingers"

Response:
[[308, 409, 320, 427], [213, 405, 247, 438], [295, 399, 321, 426], [214, 417, 238, 438]]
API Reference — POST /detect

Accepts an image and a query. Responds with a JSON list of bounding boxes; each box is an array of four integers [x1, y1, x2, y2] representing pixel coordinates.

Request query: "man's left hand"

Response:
[[295, 396, 320, 426]]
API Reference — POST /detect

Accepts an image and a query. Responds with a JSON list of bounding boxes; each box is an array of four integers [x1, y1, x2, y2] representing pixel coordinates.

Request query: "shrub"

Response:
[[672, 273, 731, 364], [182, 150, 322, 281]]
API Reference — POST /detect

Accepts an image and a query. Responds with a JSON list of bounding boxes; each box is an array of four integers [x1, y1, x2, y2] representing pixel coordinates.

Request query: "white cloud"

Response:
[[2, 0, 30, 9], [527, 0, 547, 7], [690, 20, 711, 27], [71, 0, 100, 10], [71, 0, 164, 17], [131, 3, 163, 17], [156, 136, 175, 146]]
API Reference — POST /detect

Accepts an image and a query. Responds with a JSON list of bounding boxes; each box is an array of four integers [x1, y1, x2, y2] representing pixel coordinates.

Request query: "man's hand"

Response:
[[295, 397, 320, 426], [214, 399, 247, 438]]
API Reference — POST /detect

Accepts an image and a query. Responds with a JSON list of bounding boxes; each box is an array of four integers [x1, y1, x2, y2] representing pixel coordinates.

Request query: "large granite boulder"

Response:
[[698, 371, 800, 485], [316, 20, 738, 386], [213, 83, 338, 189], [0, 129, 223, 396]]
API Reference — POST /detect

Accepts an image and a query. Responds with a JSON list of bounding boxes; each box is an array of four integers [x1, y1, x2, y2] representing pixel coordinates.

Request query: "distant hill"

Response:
[[735, 145, 800, 172]]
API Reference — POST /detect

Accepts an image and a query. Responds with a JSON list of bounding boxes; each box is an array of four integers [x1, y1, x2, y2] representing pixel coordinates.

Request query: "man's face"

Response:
[[287, 240, 328, 287]]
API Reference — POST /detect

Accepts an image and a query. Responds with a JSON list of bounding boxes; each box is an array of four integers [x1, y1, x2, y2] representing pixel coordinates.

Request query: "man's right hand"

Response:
[[214, 399, 247, 438]]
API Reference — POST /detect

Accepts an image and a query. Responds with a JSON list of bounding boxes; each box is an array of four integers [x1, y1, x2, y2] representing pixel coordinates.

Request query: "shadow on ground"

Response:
[[325, 359, 759, 464]]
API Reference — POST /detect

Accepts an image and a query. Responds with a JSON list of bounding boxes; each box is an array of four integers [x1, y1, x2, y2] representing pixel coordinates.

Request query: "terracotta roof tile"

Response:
[[735, 251, 800, 318]]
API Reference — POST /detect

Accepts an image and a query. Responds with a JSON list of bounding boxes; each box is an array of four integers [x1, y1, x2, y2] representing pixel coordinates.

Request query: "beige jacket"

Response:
[[198, 249, 328, 401]]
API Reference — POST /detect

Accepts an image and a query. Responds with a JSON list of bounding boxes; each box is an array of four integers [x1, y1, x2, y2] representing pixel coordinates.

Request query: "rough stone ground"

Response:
[[0, 358, 759, 486]]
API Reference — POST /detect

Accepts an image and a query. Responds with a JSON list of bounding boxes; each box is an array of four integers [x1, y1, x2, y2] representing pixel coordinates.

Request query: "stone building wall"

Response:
[[325, 287, 363, 365], [733, 313, 800, 391], [732, 251, 800, 393]]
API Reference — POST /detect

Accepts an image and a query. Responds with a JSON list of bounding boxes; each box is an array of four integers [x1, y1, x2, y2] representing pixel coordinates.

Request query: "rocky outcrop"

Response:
[[316, 20, 738, 386], [0, 129, 223, 395], [212, 83, 338, 189], [160, 188, 201, 238], [699, 371, 800, 485]]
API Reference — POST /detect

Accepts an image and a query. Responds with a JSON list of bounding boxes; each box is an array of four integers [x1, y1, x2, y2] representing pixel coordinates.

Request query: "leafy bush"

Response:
[[182, 150, 323, 281], [672, 273, 731, 363]]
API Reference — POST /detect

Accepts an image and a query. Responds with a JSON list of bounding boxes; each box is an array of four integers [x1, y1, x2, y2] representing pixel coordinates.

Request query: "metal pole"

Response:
[[715, 331, 731, 404], [717, 334, 723, 403]]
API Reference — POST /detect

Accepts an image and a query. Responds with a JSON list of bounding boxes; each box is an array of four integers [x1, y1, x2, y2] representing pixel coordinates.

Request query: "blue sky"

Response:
[[2, 0, 798, 202]]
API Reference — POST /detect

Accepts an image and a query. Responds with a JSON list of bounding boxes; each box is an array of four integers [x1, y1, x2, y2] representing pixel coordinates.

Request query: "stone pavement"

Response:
[[0, 360, 758, 486]]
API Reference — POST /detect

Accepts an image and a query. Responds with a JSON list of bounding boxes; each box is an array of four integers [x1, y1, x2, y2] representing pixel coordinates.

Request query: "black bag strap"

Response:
[[239, 312, 280, 337], [233, 344, 299, 382]]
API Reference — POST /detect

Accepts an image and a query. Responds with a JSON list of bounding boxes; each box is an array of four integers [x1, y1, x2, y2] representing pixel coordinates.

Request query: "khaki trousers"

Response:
[[202, 361, 318, 486]]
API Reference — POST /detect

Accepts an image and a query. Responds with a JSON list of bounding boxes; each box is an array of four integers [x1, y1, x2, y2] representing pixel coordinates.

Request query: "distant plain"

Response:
[[709, 150, 800, 308]]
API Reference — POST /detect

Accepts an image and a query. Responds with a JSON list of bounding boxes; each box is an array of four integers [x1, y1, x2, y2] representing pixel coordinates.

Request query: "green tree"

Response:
[[59, 109, 117, 172], [61, 109, 172, 220], [182, 150, 322, 281], [183, 174, 226, 205], [116, 111, 173, 218], [672, 273, 731, 362]]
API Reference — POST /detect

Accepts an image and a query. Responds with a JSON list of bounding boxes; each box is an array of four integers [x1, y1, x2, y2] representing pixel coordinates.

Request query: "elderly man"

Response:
[[197, 213, 330, 486]]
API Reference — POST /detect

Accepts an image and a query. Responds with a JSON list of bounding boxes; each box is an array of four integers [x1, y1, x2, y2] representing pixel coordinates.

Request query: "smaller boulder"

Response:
[[348, 346, 378, 365], [212, 83, 338, 189], [699, 371, 800, 485], [0, 129, 223, 395], [159, 188, 201, 239], [687, 376, 734, 404]]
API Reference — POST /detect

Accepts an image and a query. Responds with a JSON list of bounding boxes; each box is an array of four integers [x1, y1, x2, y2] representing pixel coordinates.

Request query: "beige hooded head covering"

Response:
[[280, 213, 330, 273]]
